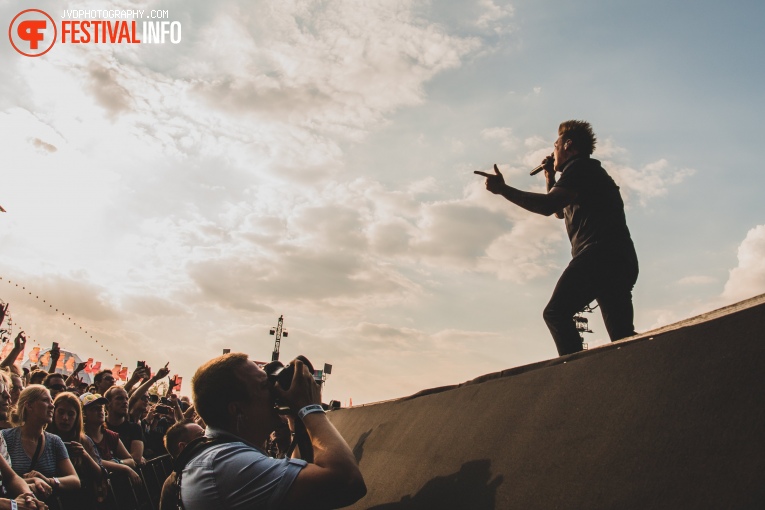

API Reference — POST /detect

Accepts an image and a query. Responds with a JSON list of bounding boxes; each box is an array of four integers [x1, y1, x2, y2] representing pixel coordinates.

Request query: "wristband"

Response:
[[11, 500, 17, 510], [297, 404, 325, 420]]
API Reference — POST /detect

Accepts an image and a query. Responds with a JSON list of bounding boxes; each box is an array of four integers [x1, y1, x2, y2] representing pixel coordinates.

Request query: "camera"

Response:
[[155, 405, 173, 416], [263, 355, 314, 413]]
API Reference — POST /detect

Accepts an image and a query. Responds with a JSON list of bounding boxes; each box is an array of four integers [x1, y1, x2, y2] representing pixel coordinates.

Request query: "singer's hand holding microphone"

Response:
[[530, 152, 555, 176], [474, 154, 555, 194]]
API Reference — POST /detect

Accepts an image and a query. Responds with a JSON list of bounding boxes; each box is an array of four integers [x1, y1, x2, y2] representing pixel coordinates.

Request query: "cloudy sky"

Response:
[[1, 0, 763, 404]]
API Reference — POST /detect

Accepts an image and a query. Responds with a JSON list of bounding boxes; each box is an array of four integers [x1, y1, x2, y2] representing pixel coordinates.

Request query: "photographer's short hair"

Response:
[[558, 120, 597, 155], [192, 353, 250, 429]]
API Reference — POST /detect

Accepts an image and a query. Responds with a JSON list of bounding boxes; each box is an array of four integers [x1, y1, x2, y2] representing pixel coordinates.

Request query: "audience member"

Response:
[[81, 393, 141, 487], [177, 353, 366, 509], [28, 371, 47, 386], [1, 385, 80, 500], [46, 392, 105, 510], [105, 386, 145, 465], [158, 420, 204, 510], [9, 373, 23, 407], [141, 400, 175, 459], [92, 371, 115, 396], [0, 367, 46, 509], [0, 371, 13, 431], [42, 373, 67, 400]]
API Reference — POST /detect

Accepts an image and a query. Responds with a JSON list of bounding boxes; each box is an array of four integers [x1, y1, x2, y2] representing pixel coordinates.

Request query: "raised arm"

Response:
[[278, 360, 366, 510], [46, 346, 61, 374], [65, 362, 88, 386], [474, 164, 576, 217], [128, 364, 170, 411], [0, 332, 26, 369]]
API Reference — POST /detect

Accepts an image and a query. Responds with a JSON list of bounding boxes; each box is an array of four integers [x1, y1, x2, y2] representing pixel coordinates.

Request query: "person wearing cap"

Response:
[[81, 393, 141, 487], [1, 385, 80, 500], [179, 353, 366, 510]]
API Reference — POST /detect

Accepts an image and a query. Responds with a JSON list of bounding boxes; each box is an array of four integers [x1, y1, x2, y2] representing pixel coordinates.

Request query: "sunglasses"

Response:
[[48, 384, 67, 392]]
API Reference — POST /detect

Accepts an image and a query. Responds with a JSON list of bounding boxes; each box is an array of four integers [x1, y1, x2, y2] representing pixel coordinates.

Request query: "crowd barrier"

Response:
[[47, 454, 174, 510]]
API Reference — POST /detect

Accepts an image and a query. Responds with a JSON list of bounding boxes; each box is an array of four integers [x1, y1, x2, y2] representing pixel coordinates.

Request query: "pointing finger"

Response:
[[473, 171, 492, 177]]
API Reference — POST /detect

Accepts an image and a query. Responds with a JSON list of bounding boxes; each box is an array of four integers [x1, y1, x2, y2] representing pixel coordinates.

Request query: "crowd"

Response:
[[0, 304, 366, 510]]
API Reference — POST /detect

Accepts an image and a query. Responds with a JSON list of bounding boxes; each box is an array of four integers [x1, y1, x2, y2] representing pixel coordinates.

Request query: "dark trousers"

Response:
[[543, 241, 639, 356]]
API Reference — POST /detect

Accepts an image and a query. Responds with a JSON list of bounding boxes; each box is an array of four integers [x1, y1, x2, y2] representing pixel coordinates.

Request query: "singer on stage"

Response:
[[475, 120, 639, 356]]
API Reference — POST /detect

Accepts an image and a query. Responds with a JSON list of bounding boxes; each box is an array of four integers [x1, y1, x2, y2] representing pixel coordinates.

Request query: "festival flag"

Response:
[[29, 347, 40, 363], [83, 358, 94, 373], [38, 352, 50, 368], [91, 361, 101, 373], [118, 367, 129, 381], [56, 357, 65, 369], [0, 342, 12, 361], [111, 364, 122, 378]]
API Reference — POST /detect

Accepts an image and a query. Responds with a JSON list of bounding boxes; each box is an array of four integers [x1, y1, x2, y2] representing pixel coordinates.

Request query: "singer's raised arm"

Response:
[[474, 164, 576, 217]]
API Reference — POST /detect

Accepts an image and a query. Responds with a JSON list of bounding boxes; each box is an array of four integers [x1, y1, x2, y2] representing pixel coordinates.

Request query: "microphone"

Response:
[[530, 153, 554, 176], [529, 164, 546, 176]]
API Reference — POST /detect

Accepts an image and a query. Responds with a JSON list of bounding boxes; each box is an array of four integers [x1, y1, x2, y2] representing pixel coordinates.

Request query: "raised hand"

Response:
[[155, 362, 170, 379], [474, 164, 507, 194], [14, 331, 27, 350], [0, 303, 8, 326]]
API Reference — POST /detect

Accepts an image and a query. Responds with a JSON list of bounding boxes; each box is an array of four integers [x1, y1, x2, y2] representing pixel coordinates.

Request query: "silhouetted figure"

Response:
[[476, 120, 638, 355]]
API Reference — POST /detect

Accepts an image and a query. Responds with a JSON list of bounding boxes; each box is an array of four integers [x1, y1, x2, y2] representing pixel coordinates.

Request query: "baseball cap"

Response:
[[79, 392, 108, 409]]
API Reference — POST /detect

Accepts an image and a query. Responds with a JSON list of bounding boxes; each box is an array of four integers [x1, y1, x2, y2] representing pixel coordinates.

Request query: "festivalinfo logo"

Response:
[[9, 7, 182, 57]]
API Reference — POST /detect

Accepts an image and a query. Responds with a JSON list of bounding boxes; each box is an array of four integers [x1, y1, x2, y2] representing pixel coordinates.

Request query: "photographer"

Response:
[[180, 353, 366, 510]]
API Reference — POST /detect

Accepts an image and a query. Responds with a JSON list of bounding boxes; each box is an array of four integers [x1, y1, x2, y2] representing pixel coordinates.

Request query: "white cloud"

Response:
[[721, 225, 765, 302], [677, 275, 717, 286], [481, 127, 517, 149], [596, 139, 695, 206], [475, 0, 515, 32]]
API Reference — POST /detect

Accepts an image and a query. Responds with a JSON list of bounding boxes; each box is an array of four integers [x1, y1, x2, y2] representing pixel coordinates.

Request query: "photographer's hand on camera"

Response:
[[274, 359, 367, 509], [274, 359, 322, 414]]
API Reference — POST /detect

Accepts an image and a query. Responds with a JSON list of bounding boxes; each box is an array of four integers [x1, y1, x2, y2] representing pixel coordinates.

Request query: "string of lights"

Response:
[[0, 276, 120, 363]]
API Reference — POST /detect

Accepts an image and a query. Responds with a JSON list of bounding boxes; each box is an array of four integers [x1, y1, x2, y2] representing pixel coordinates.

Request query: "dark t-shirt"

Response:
[[554, 156, 632, 257], [90, 428, 121, 461], [106, 419, 144, 454]]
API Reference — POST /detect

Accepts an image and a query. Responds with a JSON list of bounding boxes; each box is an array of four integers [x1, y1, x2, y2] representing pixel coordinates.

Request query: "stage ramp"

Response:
[[328, 294, 765, 509]]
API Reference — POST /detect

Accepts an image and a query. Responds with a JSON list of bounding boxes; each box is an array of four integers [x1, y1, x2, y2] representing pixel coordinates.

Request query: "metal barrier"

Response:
[[96, 455, 174, 510]]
